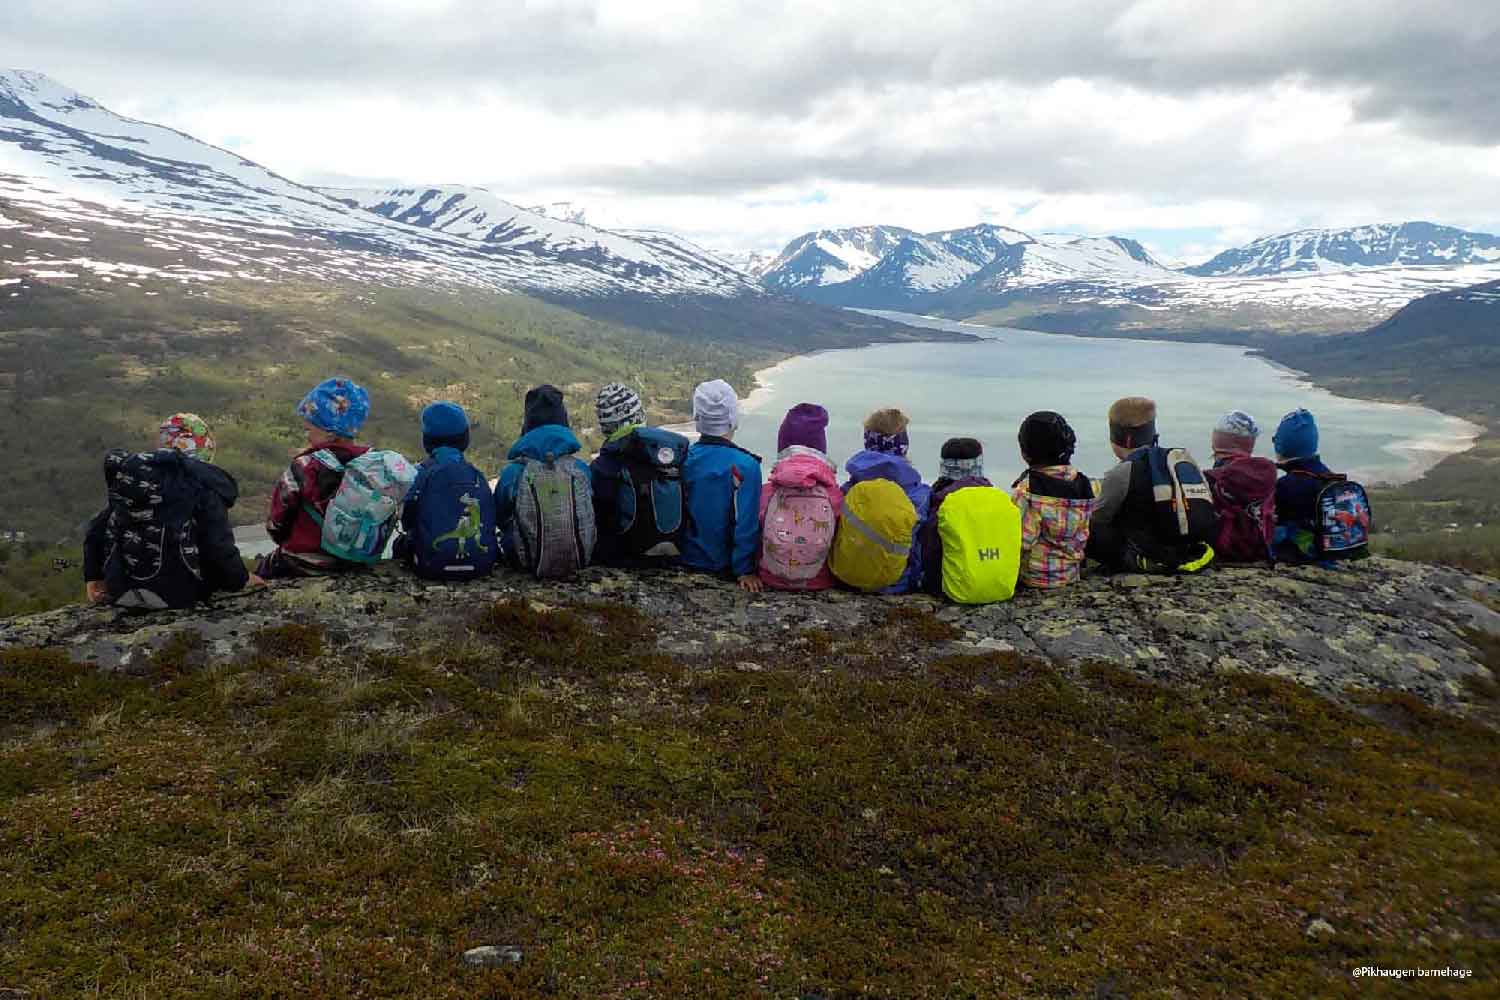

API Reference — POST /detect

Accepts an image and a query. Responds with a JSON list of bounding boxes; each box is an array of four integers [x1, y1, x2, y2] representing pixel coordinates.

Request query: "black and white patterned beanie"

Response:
[[596, 382, 645, 435]]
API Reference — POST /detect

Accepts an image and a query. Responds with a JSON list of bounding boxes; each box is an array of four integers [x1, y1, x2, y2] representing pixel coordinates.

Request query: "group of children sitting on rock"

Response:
[[82, 373, 1372, 611]]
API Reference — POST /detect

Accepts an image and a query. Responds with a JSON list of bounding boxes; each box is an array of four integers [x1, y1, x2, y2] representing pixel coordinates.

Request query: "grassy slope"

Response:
[[1, 601, 1496, 997], [0, 280, 933, 542]]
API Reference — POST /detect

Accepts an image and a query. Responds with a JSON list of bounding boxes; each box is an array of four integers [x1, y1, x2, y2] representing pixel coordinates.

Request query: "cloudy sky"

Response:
[[3, 0, 1498, 262]]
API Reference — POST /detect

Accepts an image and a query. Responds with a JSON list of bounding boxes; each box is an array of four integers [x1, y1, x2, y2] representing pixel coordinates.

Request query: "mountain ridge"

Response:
[[0, 69, 759, 301], [758, 217, 1500, 333]]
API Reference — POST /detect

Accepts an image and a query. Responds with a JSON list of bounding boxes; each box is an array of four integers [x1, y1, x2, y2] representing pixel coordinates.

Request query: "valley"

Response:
[[2, 66, 1498, 576]]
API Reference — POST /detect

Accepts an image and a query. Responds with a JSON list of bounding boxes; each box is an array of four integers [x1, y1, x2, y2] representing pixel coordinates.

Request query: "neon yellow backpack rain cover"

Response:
[[829, 479, 918, 591], [936, 485, 1022, 604]]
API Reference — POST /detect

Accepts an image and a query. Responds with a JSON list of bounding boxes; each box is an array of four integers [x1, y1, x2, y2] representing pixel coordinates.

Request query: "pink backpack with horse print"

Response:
[[758, 447, 843, 590]]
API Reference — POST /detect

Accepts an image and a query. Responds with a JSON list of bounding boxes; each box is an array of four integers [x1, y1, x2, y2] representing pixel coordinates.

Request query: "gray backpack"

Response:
[[513, 455, 596, 579]]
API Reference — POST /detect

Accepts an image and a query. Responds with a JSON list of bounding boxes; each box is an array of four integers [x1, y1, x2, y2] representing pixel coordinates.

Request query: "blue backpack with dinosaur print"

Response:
[[411, 459, 498, 580]]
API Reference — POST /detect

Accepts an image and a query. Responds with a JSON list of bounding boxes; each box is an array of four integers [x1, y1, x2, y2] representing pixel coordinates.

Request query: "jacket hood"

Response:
[[427, 446, 466, 466], [1211, 454, 1278, 488], [118, 449, 240, 507], [934, 474, 993, 500], [509, 423, 582, 461], [174, 452, 239, 507], [1277, 455, 1330, 474], [770, 446, 837, 488], [845, 449, 922, 490]]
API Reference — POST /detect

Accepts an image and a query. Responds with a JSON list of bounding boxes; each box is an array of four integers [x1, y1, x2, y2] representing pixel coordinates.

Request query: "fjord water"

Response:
[[735, 311, 1478, 486]]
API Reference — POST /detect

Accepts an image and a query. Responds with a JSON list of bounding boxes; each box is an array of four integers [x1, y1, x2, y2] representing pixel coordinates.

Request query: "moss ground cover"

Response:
[[1, 600, 1496, 997]]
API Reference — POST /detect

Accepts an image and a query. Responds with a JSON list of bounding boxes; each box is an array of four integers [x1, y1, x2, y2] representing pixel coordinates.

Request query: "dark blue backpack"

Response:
[[1292, 470, 1372, 561], [1138, 444, 1219, 546], [411, 460, 498, 580], [613, 427, 689, 560]]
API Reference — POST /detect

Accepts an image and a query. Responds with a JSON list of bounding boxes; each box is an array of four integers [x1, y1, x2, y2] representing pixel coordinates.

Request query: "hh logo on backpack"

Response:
[[514, 454, 596, 579], [934, 485, 1021, 605], [309, 449, 417, 564], [413, 460, 497, 579]]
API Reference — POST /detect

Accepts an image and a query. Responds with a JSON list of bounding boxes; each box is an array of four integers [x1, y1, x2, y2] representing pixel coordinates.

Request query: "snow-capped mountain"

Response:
[[1185, 222, 1500, 277], [763, 216, 1500, 330], [323, 185, 750, 292], [761, 225, 916, 291], [713, 249, 777, 277], [0, 70, 758, 299], [769, 224, 1176, 308]]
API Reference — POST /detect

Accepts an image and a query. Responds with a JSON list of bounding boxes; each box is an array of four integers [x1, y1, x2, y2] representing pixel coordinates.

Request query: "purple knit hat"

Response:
[[777, 402, 829, 453]]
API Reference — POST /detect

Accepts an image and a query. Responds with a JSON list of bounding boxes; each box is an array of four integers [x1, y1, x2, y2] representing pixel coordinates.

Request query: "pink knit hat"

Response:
[[1211, 410, 1259, 458]]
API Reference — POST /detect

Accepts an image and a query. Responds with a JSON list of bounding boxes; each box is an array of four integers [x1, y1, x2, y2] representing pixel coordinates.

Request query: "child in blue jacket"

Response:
[[494, 385, 591, 563], [680, 379, 763, 592]]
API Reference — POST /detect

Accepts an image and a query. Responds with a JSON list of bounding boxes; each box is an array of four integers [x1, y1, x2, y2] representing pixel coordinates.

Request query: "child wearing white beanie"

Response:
[[682, 379, 763, 591], [693, 379, 741, 438]]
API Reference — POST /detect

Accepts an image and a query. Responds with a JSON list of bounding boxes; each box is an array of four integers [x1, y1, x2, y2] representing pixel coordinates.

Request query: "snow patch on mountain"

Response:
[[761, 225, 916, 291], [1185, 222, 1500, 277], [0, 69, 758, 300], [763, 214, 1500, 325]]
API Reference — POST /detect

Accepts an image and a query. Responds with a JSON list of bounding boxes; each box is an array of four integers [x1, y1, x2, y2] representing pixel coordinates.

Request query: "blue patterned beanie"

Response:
[[297, 376, 370, 438]]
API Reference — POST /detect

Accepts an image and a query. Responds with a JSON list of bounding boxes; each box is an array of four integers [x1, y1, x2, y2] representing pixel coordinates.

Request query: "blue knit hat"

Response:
[[421, 400, 470, 454], [297, 376, 369, 439], [1273, 408, 1319, 461]]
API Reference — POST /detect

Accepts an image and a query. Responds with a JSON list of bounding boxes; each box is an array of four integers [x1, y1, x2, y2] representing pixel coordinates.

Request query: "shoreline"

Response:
[[726, 309, 1482, 490]]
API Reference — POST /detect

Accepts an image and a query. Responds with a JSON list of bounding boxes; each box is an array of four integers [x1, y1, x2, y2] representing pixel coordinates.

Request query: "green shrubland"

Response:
[[0, 280, 913, 543], [1, 599, 1496, 996]]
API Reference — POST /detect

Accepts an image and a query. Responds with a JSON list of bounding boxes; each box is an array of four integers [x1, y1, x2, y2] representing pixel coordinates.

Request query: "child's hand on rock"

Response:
[[738, 574, 763, 593]]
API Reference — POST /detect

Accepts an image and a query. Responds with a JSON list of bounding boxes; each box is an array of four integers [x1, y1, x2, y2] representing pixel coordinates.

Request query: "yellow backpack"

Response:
[[829, 479, 919, 592], [936, 485, 1021, 604]]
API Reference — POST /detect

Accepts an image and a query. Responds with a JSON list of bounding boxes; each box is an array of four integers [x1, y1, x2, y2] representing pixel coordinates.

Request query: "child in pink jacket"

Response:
[[758, 403, 843, 590]]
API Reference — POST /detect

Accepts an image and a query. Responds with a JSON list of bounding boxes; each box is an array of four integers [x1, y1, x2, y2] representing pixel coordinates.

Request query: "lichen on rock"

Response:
[[3, 557, 1496, 716]]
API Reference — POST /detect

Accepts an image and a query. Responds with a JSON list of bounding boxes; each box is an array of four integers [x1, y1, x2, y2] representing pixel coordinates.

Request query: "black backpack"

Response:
[[101, 450, 206, 609], [1135, 445, 1219, 546], [613, 427, 690, 560]]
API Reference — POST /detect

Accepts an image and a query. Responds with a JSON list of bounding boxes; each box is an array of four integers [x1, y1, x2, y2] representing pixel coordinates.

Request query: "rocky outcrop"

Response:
[[3, 558, 1497, 715]]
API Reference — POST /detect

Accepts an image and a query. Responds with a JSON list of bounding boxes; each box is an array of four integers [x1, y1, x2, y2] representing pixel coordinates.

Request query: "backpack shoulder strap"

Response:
[[311, 449, 345, 472]]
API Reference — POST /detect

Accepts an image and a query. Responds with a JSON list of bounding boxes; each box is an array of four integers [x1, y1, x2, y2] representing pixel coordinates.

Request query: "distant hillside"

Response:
[[1185, 222, 1500, 277], [1267, 279, 1500, 424]]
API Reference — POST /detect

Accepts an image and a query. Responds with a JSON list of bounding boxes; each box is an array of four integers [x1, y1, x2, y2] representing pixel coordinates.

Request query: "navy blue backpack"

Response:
[[1139, 445, 1219, 545], [411, 460, 498, 580], [614, 426, 689, 560]]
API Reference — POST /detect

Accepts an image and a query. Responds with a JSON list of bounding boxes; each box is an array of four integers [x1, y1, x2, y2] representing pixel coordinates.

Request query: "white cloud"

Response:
[[1, 0, 1496, 256]]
